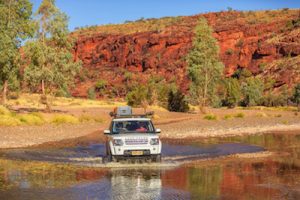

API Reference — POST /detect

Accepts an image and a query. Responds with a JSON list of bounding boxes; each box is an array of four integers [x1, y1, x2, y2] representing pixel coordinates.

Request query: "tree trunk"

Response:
[[199, 69, 209, 114], [2, 80, 8, 105], [40, 80, 51, 112]]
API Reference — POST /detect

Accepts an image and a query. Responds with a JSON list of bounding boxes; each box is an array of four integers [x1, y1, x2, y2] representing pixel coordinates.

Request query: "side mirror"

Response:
[[104, 130, 111, 135], [155, 128, 161, 134]]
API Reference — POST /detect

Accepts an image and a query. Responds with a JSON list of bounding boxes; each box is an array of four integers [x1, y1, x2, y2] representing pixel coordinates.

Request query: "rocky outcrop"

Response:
[[72, 10, 300, 97]]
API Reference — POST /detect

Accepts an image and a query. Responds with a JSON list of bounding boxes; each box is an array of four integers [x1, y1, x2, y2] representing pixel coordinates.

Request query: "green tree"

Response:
[[223, 78, 242, 108], [24, 0, 81, 111], [126, 85, 148, 107], [167, 90, 189, 112], [241, 77, 264, 106], [292, 83, 300, 111], [0, 0, 34, 104], [187, 17, 224, 111]]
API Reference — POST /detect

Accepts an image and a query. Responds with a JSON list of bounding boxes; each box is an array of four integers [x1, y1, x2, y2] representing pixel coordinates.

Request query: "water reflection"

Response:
[[0, 133, 299, 200]]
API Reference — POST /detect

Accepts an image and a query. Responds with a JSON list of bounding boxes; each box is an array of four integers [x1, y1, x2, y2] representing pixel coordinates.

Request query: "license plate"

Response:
[[131, 151, 143, 156]]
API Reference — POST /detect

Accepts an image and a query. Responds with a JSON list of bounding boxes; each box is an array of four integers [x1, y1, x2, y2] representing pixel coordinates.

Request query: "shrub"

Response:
[[241, 77, 264, 106], [0, 115, 22, 126], [225, 48, 234, 55], [234, 113, 245, 118], [223, 114, 233, 120], [126, 85, 148, 107], [95, 80, 107, 91], [204, 114, 217, 120], [262, 92, 288, 107], [232, 68, 252, 80], [87, 87, 96, 100], [0, 106, 11, 115], [167, 90, 189, 112], [223, 78, 242, 108], [255, 112, 268, 117], [51, 114, 79, 124], [18, 114, 45, 125], [291, 84, 300, 109]]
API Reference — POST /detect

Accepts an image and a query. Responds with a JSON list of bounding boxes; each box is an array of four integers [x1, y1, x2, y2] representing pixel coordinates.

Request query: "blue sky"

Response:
[[30, 0, 300, 31]]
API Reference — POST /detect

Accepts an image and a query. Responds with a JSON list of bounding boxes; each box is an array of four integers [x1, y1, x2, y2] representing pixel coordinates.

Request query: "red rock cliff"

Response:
[[72, 10, 300, 97]]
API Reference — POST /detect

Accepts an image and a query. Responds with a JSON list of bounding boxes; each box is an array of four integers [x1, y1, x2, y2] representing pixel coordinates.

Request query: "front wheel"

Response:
[[102, 155, 111, 164], [152, 154, 161, 162]]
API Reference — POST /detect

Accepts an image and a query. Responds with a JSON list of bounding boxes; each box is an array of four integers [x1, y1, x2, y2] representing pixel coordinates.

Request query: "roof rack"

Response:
[[109, 111, 154, 118], [109, 106, 154, 118]]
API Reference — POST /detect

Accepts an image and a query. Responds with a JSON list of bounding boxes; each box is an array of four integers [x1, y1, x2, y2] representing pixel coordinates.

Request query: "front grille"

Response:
[[125, 138, 148, 145]]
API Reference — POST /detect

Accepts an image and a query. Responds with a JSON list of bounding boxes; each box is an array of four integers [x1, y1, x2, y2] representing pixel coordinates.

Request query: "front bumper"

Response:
[[110, 143, 161, 156], [112, 154, 161, 160]]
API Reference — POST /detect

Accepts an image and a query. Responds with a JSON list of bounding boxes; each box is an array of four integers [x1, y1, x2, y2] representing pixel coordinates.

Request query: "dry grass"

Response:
[[7, 93, 126, 109], [204, 114, 218, 120], [72, 16, 183, 37], [234, 113, 245, 118], [51, 114, 80, 125]]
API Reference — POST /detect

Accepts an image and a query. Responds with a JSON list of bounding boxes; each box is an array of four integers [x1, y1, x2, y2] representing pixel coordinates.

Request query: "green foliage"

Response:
[[241, 77, 264, 106], [0, 0, 34, 104], [24, 0, 81, 108], [225, 48, 234, 55], [232, 68, 252, 80], [223, 78, 242, 108], [87, 87, 96, 100], [55, 84, 71, 97], [0, 107, 45, 126], [17, 113, 45, 125], [95, 79, 107, 91], [203, 114, 217, 120], [187, 17, 224, 106], [292, 84, 300, 106], [126, 85, 148, 107], [167, 90, 189, 112], [262, 86, 289, 107], [146, 75, 177, 107]]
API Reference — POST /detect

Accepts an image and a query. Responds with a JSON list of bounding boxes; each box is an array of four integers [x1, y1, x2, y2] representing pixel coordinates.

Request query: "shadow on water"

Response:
[[0, 133, 300, 200]]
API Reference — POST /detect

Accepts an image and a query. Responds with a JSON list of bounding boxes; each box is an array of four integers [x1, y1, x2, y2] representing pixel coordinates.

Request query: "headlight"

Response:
[[150, 138, 159, 145], [113, 139, 123, 146]]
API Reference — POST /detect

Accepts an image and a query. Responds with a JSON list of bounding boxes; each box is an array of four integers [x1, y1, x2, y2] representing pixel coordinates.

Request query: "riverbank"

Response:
[[0, 105, 299, 148]]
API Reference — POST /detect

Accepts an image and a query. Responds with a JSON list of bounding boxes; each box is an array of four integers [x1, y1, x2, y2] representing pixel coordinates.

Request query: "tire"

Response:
[[102, 156, 110, 164], [152, 154, 161, 162], [156, 155, 161, 162]]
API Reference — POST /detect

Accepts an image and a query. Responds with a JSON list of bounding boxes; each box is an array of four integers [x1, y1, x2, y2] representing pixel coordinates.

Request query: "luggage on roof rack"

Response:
[[109, 106, 154, 118]]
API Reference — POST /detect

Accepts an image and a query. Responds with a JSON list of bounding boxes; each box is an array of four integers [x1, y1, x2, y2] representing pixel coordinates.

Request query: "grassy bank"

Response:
[[0, 105, 104, 126]]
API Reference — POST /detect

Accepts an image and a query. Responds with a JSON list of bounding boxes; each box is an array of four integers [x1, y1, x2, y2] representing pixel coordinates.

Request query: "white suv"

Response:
[[103, 106, 162, 163]]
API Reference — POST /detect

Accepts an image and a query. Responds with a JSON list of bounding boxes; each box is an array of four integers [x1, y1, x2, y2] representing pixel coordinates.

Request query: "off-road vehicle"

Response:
[[103, 106, 162, 163]]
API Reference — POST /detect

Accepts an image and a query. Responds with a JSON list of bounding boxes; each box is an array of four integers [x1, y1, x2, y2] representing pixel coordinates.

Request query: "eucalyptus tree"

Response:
[[24, 0, 81, 111], [187, 17, 224, 112], [0, 0, 34, 104]]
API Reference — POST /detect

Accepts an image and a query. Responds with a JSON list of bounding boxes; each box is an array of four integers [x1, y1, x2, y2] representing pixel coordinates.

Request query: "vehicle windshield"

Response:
[[112, 120, 154, 134]]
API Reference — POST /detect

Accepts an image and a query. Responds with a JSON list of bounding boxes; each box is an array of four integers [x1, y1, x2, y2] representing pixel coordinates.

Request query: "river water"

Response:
[[0, 132, 299, 200]]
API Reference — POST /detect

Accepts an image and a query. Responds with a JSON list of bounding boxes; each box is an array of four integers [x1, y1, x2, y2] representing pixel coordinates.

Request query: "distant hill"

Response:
[[70, 9, 300, 98]]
